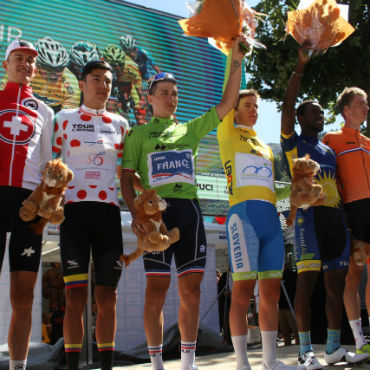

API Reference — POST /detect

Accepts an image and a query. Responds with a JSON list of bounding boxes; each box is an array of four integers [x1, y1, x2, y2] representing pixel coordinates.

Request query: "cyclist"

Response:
[[53, 60, 129, 370], [68, 41, 100, 80], [0, 39, 54, 370], [323, 87, 370, 359], [120, 35, 247, 370], [32, 37, 80, 113], [218, 89, 303, 370], [102, 44, 145, 125], [281, 46, 368, 368], [120, 34, 161, 81]]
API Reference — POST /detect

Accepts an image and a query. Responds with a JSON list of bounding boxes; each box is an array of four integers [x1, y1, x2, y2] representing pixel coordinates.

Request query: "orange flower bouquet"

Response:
[[179, 0, 265, 55], [286, 0, 355, 52]]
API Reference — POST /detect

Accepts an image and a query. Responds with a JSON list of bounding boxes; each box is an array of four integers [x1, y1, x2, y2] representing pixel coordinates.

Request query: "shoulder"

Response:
[[30, 97, 54, 121], [55, 107, 79, 120], [108, 112, 129, 128]]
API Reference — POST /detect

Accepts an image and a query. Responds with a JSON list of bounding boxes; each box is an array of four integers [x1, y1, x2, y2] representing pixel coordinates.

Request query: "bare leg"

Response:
[[8, 271, 38, 360]]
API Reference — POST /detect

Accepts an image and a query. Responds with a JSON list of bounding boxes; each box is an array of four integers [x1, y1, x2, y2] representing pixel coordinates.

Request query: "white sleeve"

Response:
[[40, 106, 54, 167]]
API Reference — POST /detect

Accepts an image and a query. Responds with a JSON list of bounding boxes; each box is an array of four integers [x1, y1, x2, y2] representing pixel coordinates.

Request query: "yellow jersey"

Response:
[[217, 110, 276, 207], [31, 67, 80, 110]]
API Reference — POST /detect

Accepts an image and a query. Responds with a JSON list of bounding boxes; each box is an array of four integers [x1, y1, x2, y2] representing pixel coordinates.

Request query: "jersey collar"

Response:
[[4, 81, 33, 98], [342, 126, 360, 135], [235, 124, 256, 136], [150, 115, 176, 125], [81, 104, 106, 116]]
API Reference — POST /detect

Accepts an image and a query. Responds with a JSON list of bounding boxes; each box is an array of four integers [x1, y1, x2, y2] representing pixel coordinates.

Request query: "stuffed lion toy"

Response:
[[286, 154, 326, 226], [19, 159, 74, 234], [120, 189, 180, 266]]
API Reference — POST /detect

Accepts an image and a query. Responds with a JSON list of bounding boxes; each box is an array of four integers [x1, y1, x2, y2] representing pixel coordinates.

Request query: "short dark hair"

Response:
[[81, 60, 113, 81], [296, 99, 318, 117], [235, 89, 260, 110], [337, 87, 367, 116]]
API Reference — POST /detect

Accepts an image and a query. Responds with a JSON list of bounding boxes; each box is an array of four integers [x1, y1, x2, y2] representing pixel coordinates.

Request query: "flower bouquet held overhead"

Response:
[[286, 0, 355, 54], [179, 0, 266, 55]]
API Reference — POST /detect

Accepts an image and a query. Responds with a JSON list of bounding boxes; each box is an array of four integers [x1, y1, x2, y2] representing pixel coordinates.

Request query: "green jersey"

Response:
[[121, 107, 220, 199]]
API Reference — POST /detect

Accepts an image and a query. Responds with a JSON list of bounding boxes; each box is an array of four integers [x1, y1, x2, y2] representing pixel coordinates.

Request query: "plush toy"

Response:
[[351, 239, 370, 266], [286, 154, 326, 226], [19, 159, 74, 234], [120, 189, 180, 266]]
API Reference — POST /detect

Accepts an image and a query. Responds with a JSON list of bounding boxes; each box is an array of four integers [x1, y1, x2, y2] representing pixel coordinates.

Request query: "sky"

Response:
[[125, 0, 342, 143]]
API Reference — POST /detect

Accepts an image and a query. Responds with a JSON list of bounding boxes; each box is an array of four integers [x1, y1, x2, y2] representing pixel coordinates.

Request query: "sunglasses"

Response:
[[148, 72, 176, 92]]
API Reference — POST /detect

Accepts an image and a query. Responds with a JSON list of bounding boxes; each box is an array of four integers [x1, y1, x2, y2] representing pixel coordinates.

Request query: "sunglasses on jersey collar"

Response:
[[148, 72, 176, 93]]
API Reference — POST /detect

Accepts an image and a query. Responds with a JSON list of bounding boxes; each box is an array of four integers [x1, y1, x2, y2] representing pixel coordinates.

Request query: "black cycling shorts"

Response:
[[0, 186, 42, 273], [143, 198, 207, 278], [60, 202, 123, 288], [345, 198, 370, 243]]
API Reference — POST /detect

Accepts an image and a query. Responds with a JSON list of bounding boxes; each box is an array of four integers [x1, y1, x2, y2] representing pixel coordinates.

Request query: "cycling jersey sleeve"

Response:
[[217, 109, 235, 140], [280, 130, 298, 176], [52, 113, 63, 154], [121, 126, 142, 173], [186, 106, 221, 140], [40, 106, 55, 167]]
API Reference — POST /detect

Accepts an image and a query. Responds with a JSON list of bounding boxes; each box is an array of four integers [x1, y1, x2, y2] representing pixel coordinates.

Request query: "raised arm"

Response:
[[216, 34, 249, 120], [281, 46, 311, 135]]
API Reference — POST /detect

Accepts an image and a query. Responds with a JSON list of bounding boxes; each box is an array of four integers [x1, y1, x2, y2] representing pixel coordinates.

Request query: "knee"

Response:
[[11, 290, 34, 314], [145, 285, 168, 307], [95, 287, 117, 313], [65, 288, 88, 313], [179, 284, 201, 307], [231, 290, 251, 308]]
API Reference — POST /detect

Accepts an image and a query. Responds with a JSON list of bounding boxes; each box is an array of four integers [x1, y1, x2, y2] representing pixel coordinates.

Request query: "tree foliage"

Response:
[[247, 0, 370, 136]]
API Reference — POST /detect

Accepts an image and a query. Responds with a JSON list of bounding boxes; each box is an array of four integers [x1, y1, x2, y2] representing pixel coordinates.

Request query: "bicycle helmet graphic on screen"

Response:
[[102, 44, 126, 66], [35, 37, 68, 71], [120, 35, 136, 52], [70, 41, 100, 68]]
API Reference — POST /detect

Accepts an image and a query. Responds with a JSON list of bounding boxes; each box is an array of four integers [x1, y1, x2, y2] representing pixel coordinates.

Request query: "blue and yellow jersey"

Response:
[[217, 110, 276, 207], [281, 131, 341, 208]]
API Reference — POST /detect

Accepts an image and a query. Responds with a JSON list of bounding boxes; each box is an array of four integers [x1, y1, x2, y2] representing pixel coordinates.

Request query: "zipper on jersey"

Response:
[[8, 84, 22, 186]]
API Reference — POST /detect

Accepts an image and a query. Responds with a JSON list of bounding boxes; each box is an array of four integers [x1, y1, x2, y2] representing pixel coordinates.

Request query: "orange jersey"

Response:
[[323, 127, 370, 204]]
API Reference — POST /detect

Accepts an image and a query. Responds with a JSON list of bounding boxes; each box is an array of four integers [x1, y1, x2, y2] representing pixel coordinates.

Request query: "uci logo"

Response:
[[0, 109, 36, 144]]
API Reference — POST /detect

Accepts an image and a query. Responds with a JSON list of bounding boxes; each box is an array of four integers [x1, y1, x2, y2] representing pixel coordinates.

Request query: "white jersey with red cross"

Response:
[[0, 82, 54, 190], [53, 105, 129, 206]]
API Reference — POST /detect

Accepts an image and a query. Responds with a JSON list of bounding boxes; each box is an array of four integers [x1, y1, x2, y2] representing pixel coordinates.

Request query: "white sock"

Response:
[[349, 319, 367, 349], [9, 360, 26, 370], [261, 331, 278, 367], [180, 341, 196, 370], [231, 335, 250, 370], [148, 345, 165, 370]]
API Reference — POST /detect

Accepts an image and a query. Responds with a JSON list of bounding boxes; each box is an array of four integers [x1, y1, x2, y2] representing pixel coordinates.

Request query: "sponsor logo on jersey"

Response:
[[149, 131, 163, 139], [100, 129, 114, 134], [22, 98, 39, 110], [87, 152, 105, 166], [224, 160, 233, 195], [72, 123, 94, 132], [235, 153, 274, 190], [66, 260, 79, 269], [85, 170, 101, 180], [155, 143, 166, 151], [21, 247, 36, 257], [148, 149, 195, 186], [0, 108, 36, 144], [229, 221, 244, 269]]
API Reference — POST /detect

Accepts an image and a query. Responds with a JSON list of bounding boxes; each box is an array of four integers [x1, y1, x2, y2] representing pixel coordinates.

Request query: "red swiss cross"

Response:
[[0, 109, 36, 144]]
